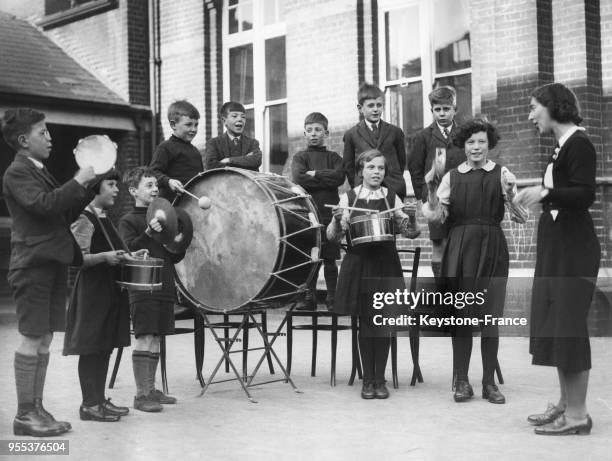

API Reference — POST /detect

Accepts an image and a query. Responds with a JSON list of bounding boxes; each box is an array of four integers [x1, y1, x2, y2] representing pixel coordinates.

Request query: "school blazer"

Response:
[[2, 153, 93, 269], [407, 122, 465, 202], [342, 120, 407, 198], [204, 133, 262, 171]]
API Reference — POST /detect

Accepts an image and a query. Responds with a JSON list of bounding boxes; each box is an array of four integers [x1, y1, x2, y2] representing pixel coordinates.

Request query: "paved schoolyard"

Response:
[[0, 299, 611, 461]]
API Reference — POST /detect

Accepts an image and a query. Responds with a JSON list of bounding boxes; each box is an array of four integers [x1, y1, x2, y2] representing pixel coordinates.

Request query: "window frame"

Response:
[[378, 0, 472, 127], [38, 0, 118, 30], [222, 0, 287, 173]]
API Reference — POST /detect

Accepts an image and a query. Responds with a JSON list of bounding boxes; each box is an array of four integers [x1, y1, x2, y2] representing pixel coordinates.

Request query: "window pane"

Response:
[[245, 108, 255, 139], [45, 0, 71, 15], [268, 104, 288, 175], [229, 44, 254, 104], [434, 74, 472, 123], [434, 0, 471, 73], [264, 0, 285, 25], [385, 7, 421, 80], [388, 82, 423, 156], [228, 1, 253, 34], [265, 36, 286, 100]]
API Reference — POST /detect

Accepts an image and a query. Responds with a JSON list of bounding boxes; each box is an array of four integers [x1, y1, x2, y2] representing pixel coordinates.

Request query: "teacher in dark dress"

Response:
[[516, 83, 600, 436]]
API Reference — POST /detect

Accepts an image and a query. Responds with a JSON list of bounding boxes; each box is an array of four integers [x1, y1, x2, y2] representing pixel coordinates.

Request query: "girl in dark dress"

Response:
[[423, 119, 527, 404], [64, 170, 146, 422], [327, 149, 419, 399], [516, 83, 600, 435]]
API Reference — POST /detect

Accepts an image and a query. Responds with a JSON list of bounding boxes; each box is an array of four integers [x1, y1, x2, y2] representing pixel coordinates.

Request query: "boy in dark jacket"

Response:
[[205, 101, 262, 171], [118, 167, 185, 412], [291, 112, 344, 309], [2, 108, 96, 436]]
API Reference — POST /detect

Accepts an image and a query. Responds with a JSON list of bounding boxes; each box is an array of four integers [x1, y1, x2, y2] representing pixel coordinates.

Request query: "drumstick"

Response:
[[180, 189, 235, 213], [180, 189, 212, 210], [324, 204, 377, 214], [324, 204, 405, 215]]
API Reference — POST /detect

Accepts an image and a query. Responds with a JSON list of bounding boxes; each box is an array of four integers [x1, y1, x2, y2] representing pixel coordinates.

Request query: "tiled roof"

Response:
[[0, 12, 128, 106]]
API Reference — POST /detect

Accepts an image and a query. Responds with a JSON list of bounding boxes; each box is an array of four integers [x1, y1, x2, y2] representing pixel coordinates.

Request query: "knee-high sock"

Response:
[[323, 258, 338, 299], [373, 337, 390, 383], [358, 335, 375, 382], [132, 351, 150, 397], [15, 352, 38, 412], [149, 352, 160, 391], [33, 352, 49, 402], [481, 336, 499, 385], [78, 354, 100, 407], [96, 351, 111, 403], [452, 325, 473, 382]]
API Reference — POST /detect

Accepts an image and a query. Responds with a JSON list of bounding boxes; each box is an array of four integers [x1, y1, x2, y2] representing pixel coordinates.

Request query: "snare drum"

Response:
[[348, 213, 394, 247], [117, 255, 164, 291], [174, 168, 321, 312]]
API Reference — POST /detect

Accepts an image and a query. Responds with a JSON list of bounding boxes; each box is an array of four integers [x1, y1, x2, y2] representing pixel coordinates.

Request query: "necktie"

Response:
[[371, 124, 379, 140], [443, 127, 449, 139], [233, 137, 239, 146]]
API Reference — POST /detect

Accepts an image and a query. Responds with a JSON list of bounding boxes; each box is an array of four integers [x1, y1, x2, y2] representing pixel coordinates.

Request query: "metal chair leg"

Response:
[[108, 347, 123, 389], [262, 311, 275, 374], [160, 335, 168, 394]]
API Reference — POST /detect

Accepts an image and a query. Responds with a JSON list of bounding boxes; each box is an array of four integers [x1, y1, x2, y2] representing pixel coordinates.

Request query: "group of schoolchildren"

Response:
[[2, 81, 524, 437]]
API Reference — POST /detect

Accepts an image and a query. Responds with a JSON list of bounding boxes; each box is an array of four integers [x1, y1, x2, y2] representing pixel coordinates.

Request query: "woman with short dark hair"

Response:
[[516, 82, 600, 435]]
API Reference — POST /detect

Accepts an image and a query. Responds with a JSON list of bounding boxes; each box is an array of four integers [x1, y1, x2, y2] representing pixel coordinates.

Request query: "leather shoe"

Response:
[[482, 384, 505, 404], [134, 395, 163, 412], [453, 380, 474, 402], [374, 381, 389, 399], [527, 403, 565, 426], [149, 389, 177, 404], [534, 414, 592, 435], [33, 399, 71, 431], [79, 405, 120, 422], [101, 398, 129, 416], [14, 409, 68, 437], [361, 381, 375, 399]]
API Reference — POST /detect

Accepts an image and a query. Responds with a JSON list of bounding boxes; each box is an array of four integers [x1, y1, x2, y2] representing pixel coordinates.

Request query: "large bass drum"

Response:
[[174, 168, 321, 312]]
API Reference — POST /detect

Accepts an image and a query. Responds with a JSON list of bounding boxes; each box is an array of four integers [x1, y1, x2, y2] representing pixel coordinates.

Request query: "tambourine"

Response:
[[74, 135, 117, 174]]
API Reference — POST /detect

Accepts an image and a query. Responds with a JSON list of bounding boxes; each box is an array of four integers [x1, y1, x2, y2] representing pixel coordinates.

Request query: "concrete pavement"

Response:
[[0, 298, 611, 461]]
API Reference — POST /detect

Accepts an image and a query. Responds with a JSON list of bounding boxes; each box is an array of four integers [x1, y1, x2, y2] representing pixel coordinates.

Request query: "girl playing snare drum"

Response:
[[327, 149, 419, 400]]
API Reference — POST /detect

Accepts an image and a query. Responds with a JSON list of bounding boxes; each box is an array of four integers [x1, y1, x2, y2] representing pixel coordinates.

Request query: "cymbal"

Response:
[[164, 208, 193, 254], [146, 197, 178, 245]]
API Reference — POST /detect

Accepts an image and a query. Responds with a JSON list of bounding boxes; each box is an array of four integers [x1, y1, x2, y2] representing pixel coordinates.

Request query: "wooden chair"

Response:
[[285, 257, 362, 386], [390, 246, 423, 388]]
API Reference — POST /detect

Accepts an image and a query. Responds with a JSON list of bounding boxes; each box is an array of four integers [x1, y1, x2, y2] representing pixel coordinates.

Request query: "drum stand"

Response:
[[197, 303, 301, 403]]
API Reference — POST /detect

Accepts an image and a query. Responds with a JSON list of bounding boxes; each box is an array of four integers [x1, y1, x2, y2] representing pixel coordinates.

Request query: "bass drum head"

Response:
[[174, 169, 280, 311]]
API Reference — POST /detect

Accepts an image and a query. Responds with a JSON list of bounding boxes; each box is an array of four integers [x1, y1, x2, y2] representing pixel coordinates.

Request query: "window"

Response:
[[224, 0, 287, 173], [40, 0, 118, 30], [379, 0, 472, 153]]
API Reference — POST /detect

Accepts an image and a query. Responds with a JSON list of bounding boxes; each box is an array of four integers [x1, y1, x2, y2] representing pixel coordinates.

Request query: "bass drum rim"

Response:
[[173, 167, 321, 313]]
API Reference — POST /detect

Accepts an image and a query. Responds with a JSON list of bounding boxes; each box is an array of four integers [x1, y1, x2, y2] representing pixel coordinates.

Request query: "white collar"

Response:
[[355, 185, 387, 198], [365, 120, 380, 131], [28, 157, 44, 169], [457, 160, 496, 173], [226, 131, 241, 141], [88, 204, 107, 217], [557, 126, 585, 149], [436, 122, 451, 135]]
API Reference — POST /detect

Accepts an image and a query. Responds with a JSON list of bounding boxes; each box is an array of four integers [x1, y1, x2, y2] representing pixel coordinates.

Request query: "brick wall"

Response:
[[127, 0, 150, 106], [158, 0, 207, 150], [285, 0, 360, 174]]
